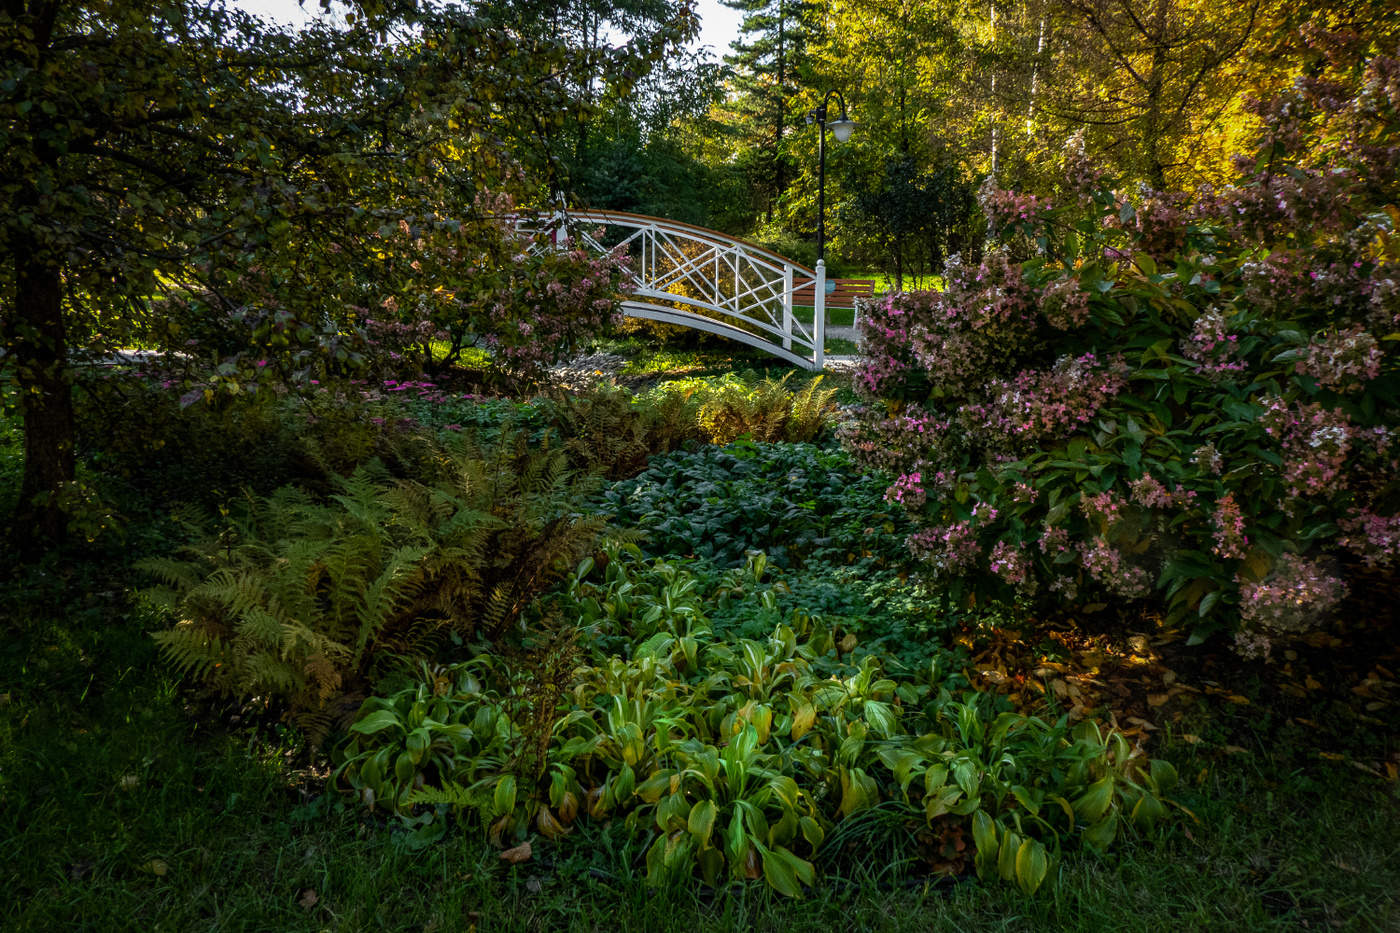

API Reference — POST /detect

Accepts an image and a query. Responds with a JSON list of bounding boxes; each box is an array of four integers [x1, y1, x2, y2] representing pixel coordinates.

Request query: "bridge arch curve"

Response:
[[542, 210, 832, 370]]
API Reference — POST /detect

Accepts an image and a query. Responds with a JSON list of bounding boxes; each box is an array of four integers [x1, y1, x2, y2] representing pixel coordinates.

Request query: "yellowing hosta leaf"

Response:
[[751, 704, 774, 744], [790, 702, 817, 741], [839, 767, 880, 817], [536, 806, 568, 840], [998, 829, 1023, 881]]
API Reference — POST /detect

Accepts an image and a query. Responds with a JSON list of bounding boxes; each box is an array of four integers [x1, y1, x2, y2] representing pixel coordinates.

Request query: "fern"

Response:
[[145, 438, 609, 723]]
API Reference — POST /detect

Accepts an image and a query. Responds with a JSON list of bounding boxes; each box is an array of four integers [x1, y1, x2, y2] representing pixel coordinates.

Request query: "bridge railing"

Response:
[[523, 210, 827, 370]]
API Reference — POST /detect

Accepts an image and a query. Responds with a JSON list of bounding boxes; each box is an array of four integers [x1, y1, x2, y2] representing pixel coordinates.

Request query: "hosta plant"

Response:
[[334, 547, 1179, 896]]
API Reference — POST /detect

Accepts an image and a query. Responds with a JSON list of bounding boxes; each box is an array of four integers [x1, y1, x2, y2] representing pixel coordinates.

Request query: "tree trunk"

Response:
[[1140, 0, 1172, 189], [10, 250, 74, 552]]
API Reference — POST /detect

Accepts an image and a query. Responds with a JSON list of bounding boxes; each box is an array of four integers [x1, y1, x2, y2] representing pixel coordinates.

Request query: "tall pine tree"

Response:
[[721, 0, 812, 221]]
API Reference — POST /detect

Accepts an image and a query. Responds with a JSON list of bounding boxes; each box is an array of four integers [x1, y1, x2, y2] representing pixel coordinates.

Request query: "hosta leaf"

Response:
[[688, 799, 718, 850], [1015, 838, 1050, 895], [1083, 813, 1119, 851], [1131, 793, 1168, 830], [350, 710, 404, 735], [998, 829, 1023, 881], [759, 843, 813, 897], [1073, 776, 1115, 823], [1149, 759, 1179, 793], [493, 775, 517, 817], [795, 700, 817, 739], [1010, 784, 1041, 816], [971, 810, 999, 879], [798, 815, 825, 849]]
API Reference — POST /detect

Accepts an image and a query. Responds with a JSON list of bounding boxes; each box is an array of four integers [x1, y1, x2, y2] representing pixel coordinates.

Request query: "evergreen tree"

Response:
[[721, 0, 813, 220]]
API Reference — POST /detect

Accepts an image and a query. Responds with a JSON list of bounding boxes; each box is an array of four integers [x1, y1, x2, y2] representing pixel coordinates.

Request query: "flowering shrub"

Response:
[[357, 199, 631, 380], [846, 39, 1400, 653]]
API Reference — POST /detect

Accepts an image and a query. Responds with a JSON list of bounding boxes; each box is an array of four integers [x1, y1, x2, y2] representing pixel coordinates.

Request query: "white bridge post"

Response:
[[814, 259, 827, 370], [782, 266, 793, 351]]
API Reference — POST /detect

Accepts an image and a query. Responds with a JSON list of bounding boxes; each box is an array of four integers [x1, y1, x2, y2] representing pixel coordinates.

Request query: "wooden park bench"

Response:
[[790, 278, 877, 310]]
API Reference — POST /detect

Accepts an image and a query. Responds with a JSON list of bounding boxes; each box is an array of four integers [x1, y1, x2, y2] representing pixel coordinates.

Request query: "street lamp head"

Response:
[[828, 117, 856, 143]]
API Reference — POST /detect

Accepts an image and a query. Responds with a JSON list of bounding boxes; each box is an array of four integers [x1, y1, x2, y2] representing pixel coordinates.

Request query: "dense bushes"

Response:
[[847, 53, 1400, 652]]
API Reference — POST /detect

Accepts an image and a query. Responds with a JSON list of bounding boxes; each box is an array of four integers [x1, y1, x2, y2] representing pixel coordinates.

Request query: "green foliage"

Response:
[[689, 373, 838, 445], [604, 440, 907, 569], [145, 439, 605, 726], [336, 544, 1178, 895]]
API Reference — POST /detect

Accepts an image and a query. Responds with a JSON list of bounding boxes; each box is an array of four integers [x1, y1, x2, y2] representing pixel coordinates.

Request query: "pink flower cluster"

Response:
[[886, 472, 927, 509], [1180, 308, 1245, 376], [1298, 325, 1382, 392], [1238, 553, 1347, 636], [1260, 398, 1355, 498], [906, 522, 981, 575], [964, 353, 1128, 448], [1337, 509, 1400, 568], [1212, 493, 1248, 560], [989, 540, 1034, 590], [1078, 538, 1152, 599]]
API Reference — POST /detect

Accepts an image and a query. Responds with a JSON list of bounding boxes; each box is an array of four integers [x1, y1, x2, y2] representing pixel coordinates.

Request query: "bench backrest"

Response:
[[791, 278, 876, 310]]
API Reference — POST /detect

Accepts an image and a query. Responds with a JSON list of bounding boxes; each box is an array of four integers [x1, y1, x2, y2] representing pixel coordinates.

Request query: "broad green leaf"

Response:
[[350, 710, 404, 735], [1015, 838, 1051, 895], [1083, 813, 1119, 850], [1073, 776, 1115, 823], [493, 775, 516, 816], [688, 799, 718, 850]]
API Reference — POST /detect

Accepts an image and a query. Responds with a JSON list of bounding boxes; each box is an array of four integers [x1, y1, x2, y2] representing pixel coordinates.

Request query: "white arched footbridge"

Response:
[[535, 210, 833, 370]]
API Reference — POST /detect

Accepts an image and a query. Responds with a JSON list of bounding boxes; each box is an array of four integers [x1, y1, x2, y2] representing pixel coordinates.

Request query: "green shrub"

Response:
[[336, 546, 1178, 896], [144, 437, 605, 730]]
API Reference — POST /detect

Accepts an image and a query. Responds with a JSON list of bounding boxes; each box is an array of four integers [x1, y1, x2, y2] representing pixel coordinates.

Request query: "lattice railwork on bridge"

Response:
[[530, 210, 829, 370]]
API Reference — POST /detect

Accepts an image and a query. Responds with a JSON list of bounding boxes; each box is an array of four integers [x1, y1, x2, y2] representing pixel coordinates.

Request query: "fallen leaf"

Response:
[[1179, 733, 1201, 744], [298, 888, 318, 910], [1147, 693, 1171, 707], [500, 841, 532, 864], [1222, 745, 1250, 755], [1225, 694, 1250, 705]]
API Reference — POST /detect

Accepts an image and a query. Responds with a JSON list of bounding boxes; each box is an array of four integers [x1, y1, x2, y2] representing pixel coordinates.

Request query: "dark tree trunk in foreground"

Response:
[[10, 249, 74, 552]]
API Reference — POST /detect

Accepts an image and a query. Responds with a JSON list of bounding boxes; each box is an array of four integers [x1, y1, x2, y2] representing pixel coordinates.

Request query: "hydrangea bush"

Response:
[[846, 38, 1400, 654]]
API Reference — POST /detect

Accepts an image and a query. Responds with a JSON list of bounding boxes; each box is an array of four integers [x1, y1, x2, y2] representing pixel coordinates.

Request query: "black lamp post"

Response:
[[805, 90, 855, 264]]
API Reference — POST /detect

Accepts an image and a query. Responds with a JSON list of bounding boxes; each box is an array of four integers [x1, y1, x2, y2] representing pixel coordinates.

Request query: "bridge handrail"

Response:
[[557, 209, 819, 280]]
